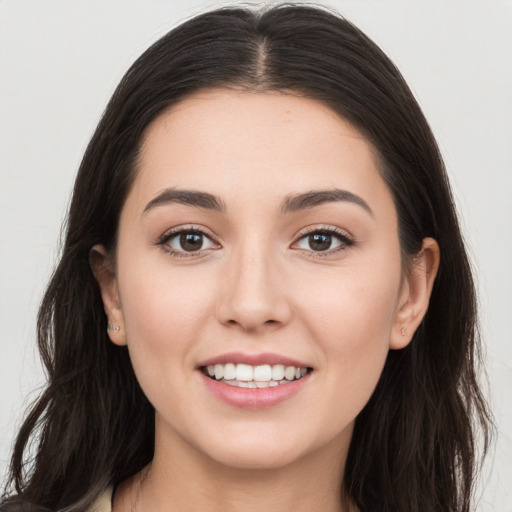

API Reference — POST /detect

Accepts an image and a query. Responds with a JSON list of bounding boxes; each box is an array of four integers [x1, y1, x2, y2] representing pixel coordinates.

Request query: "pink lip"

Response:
[[198, 352, 311, 368], [199, 371, 311, 409]]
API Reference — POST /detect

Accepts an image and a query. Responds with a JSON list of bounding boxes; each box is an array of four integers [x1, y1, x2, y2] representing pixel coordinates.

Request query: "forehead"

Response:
[[128, 88, 392, 215], [140, 88, 368, 161]]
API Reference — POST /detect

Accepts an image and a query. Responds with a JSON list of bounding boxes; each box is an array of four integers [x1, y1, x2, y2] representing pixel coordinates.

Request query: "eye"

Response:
[[293, 228, 353, 254], [158, 228, 220, 256]]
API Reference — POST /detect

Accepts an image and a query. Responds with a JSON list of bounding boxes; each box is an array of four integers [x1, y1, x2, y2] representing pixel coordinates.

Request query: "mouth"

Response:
[[200, 363, 314, 388]]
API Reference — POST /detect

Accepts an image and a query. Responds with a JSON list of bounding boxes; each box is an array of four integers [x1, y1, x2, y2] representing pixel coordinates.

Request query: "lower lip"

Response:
[[200, 372, 311, 409]]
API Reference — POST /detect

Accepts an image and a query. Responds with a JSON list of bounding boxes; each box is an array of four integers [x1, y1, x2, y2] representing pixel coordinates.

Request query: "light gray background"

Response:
[[1, 0, 511, 509]]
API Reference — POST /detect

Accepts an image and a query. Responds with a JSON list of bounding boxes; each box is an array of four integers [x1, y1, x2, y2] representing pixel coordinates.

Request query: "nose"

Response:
[[215, 239, 292, 333]]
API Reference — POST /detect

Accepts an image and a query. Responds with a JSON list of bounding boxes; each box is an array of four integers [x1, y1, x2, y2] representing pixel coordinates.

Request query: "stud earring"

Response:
[[107, 324, 120, 333], [400, 326, 406, 337]]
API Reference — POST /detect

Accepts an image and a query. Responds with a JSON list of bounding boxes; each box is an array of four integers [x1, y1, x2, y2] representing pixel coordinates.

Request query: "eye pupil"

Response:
[[309, 233, 331, 251], [180, 232, 203, 251]]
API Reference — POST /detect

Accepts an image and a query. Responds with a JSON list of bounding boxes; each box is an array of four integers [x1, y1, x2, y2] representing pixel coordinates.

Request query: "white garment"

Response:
[[87, 486, 113, 512]]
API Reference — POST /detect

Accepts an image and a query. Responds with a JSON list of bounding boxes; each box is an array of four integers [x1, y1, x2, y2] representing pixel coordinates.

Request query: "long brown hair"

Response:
[[2, 5, 492, 511]]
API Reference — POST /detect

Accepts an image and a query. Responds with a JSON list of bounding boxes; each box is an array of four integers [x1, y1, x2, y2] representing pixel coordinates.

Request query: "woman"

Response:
[[1, 4, 492, 512]]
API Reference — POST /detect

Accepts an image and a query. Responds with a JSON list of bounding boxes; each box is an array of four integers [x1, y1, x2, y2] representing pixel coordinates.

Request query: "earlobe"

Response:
[[90, 244, 127, 346], [390, 237, 440, 350]]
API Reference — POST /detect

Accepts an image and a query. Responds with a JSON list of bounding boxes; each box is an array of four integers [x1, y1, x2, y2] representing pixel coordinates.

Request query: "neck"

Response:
[[114, 418, 356, 512]]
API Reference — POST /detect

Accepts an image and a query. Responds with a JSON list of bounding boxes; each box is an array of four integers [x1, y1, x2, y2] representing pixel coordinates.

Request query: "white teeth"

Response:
[[284, 366, 296, 381], [224, 363, 236, 380], [214, 364, 224, 380], [220, 378, 295, 388], [271, 364, 285, 380], [236, 364, 253, 381], [253, 364, 272, 382], [204, 362, 310, 385]]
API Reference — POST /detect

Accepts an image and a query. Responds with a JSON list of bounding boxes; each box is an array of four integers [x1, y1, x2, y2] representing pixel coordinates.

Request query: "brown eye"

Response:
[[294, 229, 352, 254], [308, 233, 332, 251], [161, 229, 219, 255], [179, 232, 204, 252]]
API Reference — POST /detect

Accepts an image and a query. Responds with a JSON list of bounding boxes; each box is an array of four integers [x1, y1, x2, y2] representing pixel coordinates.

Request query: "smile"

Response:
[[201, 363, 312, 388], [198, 355, 314, 409]]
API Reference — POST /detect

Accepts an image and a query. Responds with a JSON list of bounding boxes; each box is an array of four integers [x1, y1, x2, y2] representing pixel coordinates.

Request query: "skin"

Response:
[[92, 89, 439, 511]]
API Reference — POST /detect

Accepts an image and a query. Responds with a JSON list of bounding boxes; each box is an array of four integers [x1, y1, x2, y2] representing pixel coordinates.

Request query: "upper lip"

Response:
[[197, 352, 311, 368]]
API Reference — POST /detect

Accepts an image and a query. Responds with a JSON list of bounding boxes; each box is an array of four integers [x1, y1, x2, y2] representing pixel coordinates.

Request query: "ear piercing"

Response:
[[107, 324, 120, 333], [400, 327, 406, 337]]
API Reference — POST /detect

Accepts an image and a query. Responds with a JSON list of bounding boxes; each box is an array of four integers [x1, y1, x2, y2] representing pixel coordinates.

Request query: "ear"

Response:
[[90, 244, 127, 346], [390, 237, 440, 350]]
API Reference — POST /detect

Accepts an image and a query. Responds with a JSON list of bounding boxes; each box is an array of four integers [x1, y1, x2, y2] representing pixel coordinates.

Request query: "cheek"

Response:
[[116, 255, 216, 384], [120, 252, 214, 328], [296, 258, 401, 346], [293, 259, 401, 406]]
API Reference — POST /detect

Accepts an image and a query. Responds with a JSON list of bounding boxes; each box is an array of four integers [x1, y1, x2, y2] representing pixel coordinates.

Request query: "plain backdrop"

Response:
[[1, 0, 511, 509]]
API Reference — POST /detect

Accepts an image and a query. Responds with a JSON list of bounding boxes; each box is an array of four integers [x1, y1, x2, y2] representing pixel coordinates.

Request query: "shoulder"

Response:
[[86, 486, 113, 512], [0, 486, 113, 512]]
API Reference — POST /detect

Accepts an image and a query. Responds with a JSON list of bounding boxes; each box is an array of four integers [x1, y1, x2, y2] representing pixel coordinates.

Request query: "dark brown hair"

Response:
[[2, 4, 492, 511]]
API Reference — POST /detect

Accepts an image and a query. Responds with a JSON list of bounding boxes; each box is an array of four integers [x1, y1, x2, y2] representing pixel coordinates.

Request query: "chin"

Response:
[[197, 424, 342, 472], [208, 443, 306, 471]]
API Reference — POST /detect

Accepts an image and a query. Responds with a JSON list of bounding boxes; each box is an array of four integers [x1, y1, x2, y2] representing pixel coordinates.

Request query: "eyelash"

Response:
[[156, 225, 355, 259], [156, 225, 219, 259], [293, 226, 355, 258]]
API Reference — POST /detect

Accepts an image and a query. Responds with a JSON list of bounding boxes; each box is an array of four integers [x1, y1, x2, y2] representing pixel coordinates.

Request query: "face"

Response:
[[96, 89, 433, 471]]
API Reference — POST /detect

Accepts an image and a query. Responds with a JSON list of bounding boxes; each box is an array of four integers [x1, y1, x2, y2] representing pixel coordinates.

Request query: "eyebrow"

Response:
[[143, 188, 227, 214], [143, 187, 372, 217], [280, 189, 373, 216]]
